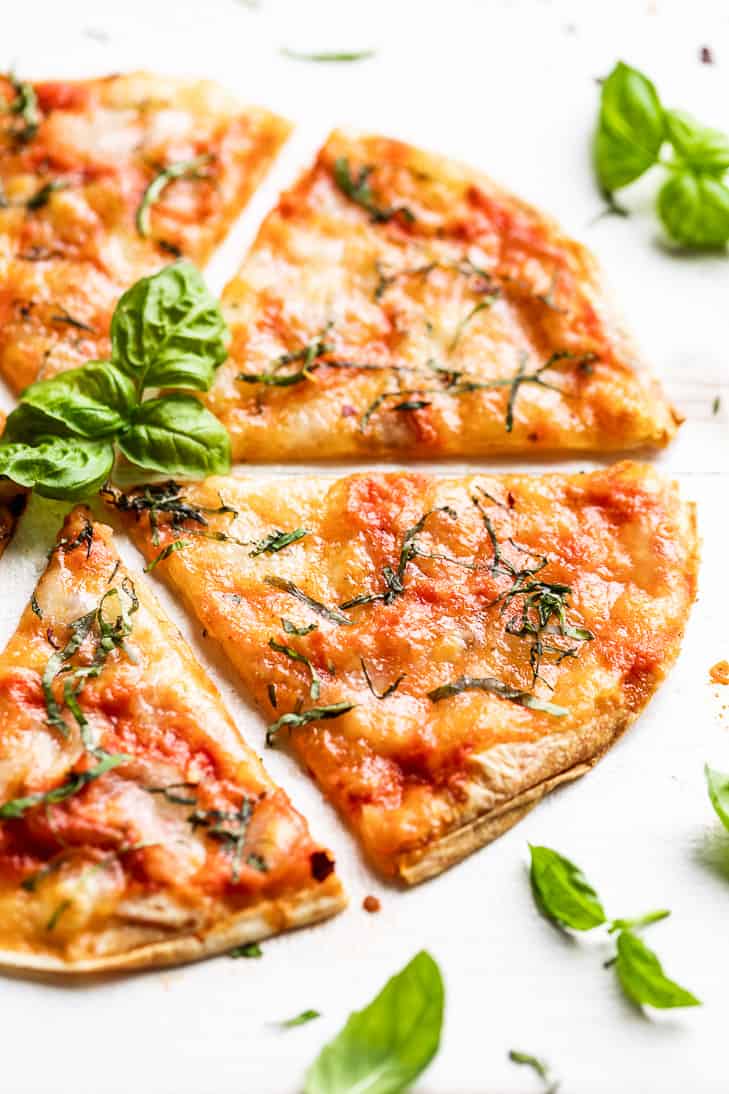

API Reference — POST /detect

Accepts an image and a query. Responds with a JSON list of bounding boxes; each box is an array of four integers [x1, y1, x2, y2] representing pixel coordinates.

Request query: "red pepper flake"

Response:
[[700, 46, 714, 64], [363, 894, 381, 914], [310, 850, 335, 882], [507, 491, 516, 509]]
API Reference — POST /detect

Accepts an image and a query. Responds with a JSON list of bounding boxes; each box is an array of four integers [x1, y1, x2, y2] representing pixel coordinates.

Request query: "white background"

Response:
[[1, 1, 728, 1091]]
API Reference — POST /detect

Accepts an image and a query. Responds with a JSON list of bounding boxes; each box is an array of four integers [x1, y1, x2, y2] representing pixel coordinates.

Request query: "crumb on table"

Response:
[[363, 895, 381, 913]]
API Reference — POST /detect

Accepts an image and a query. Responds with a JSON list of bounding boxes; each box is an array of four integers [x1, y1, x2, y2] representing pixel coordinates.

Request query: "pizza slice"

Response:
[[207, 129, 679, 461], [107, 462, 697, 883], [0, 508, 344, 972], [0, 71, 290, 392]]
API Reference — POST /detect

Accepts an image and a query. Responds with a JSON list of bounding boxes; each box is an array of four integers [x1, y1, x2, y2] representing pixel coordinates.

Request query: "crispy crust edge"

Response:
[[0, 874, 346, 976], [395, 497, 698, 884]]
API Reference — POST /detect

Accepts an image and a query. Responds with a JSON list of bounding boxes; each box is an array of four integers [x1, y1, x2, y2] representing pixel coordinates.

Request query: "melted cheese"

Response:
[[0, 508, 341, 966], [0, 72, 290, 392], [206, 129, 679, 460], [115, 463, 697, 878]]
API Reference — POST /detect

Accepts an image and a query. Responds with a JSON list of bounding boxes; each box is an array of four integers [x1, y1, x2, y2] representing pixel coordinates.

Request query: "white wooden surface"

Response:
[[1, 2, 728, 1091]]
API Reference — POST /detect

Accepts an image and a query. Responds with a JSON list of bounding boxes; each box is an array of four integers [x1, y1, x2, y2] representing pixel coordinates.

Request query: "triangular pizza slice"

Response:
[[0, 71, 290, 392], [207, 129, 679, 461], [0, 416, 26, 553], [107, 463, 697, 883], [0, 508, 344, 972]]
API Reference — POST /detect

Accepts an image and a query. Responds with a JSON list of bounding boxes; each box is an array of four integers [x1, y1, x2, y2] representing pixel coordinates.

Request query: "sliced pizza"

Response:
[[107, 463, 697, 883], [0, 507, 344, 973], [207, 129, 679, 461], [0, 415, 25, 552], [0, 72, 290, 392]]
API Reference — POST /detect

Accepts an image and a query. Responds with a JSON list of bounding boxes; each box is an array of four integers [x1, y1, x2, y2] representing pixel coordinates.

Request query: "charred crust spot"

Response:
[[310, 850, 335, 882]]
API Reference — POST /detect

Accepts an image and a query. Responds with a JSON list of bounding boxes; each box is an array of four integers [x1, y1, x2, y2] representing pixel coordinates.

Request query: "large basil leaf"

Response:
[[110, 262, 228, 392], [2, 402, 74, 443], [657, 171, 729, 246], [0, 436, 114, 499], [118, 394, 231, 476], [615, 930, 700, 1009], [304, 951, 444, 1094], [21, 361, 135, 438], [595, 61, 665, 192], [705, 764, 729, 830], [529, 845, 607, 931], [665, 110, 729, 173]]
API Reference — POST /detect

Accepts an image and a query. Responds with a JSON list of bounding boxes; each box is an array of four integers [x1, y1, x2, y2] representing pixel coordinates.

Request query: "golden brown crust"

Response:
[[207, 128, 678, 460], [0, 72, 290, 392], [0, 508, 344, 972], [110, 463, 698, 883]]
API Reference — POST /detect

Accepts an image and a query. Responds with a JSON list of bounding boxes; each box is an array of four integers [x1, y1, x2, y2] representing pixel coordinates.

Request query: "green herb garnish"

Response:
[[3, 73, 40, 143], [508, 1050, 559, 1094], [360, 658, 405, 699], [230, 941, 263, 958], [705, 764, 729, 829], [280, 1009, 321, 1028], [594, 61, 729, 247], [46, 899, 72, 932], [188, 799, 255, 882], [145, 781, 199, 806], [266, 701, 355, 746], [144, 539, 191, 572], [615, 930, 700, 1009], [269, 638, 322, 700], [282, 619, 318, 637], [281, 48, 376, 63], [0, 752, 128, 820], [334, 157, 415, 224], [0, 263, 231, 499], [250, 528, 308, 555], [266, 576, 353, 626], [26, 180, 69, 210], [428, 675, 567, 716], [303, 951, 443, 1094], [136, 154, 212, 239]]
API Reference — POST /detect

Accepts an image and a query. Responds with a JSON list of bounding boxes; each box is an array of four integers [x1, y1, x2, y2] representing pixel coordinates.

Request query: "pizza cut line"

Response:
[[107, 462, 698, 884], [0, 71, 290, 393], [0, 507, 344, 973], [205, 129, 680, 461]]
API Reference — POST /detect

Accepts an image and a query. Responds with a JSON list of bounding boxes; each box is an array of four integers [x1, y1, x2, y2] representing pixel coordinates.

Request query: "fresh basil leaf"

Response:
[[21, 361, 135, 438], [608, 909, 670, 934], [657, 170, 729, 246], [665, 109, 729, 172], [529, 845, 607, 931], [614, 929, 700, 1009], [281, 1009, 320, 1029], [705, 764, 729, 830], [118, 394, 231, 476], [0, 436, 114, 499], [304, 950, 444, 1094], [595, 61, 665, 192], [110, 262, 228, 392]]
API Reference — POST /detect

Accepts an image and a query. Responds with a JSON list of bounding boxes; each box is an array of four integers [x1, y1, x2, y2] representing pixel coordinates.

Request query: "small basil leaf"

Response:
[[118, 394, 231, 477], [595, 61, 665, 192], [705, 764, 729, 830], [615, 929, 700, 1009], [304, 951, 444, 1094], [0, 436, 114, 499], [21, 361, 135, 438], [110, 262, 228, 392], [665, 109, 729, 172], [657, 171, 729, 246], [529, 845, 607, 931]]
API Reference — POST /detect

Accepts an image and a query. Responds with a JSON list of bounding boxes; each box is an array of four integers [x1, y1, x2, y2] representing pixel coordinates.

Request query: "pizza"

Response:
[[0, 72, 290, 393], [107, 462, 697, 883], [0, 507, 344, 972], [0, 416, 25, 553], [205, 129, 680, 461]]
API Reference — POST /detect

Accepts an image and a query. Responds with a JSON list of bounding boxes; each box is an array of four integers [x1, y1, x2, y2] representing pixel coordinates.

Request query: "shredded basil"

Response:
[[136, 154, 213, 239]]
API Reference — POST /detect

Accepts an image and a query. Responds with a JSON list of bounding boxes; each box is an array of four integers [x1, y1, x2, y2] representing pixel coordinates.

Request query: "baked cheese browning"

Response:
[[207, 129, 679, 461], [0, 72, 290, 393], [111, 464, 698, 882], [0, 508, 344, 972]]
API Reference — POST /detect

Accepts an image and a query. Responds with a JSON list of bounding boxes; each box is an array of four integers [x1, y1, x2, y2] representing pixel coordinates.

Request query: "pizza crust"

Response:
[[0, 873, 345, 975]]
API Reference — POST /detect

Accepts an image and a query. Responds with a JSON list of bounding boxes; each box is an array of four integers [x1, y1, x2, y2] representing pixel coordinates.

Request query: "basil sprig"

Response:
[[529, 846, 699, 1010], [304, 950, 444, 1094], [0, 263, 231, 499], [705, 764, 729, 829], [595, 61, 729, 247]]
